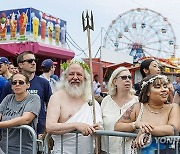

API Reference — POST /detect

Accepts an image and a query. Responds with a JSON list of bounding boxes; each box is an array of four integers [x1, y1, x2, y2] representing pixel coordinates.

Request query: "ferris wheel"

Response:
[[103, 8, 176, 63]]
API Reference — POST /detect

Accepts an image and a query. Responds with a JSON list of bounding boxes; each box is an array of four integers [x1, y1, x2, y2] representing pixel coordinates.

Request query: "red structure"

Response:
[[0, 42, 74, 75]]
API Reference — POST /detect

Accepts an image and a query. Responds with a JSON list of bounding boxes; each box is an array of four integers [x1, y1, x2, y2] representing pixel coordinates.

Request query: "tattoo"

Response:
[[121, 105, 134, 121]]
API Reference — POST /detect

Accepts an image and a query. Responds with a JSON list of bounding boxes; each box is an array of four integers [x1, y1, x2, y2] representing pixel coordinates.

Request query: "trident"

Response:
[[82, 10, 96, 123], [82, 10, 99, 153]]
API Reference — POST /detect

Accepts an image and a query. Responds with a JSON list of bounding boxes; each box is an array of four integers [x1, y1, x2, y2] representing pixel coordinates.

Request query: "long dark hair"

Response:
[[139, 75, 168, 103]]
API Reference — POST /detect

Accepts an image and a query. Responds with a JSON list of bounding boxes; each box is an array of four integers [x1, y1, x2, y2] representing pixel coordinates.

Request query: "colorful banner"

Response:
[[0, 8, 67, 46]]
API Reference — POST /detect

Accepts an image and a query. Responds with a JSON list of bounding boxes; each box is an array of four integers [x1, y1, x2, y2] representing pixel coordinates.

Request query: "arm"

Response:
[[114, 103, 138, 132], [0, 112, 36, 128], [114, 103, 153, 133], [151, 103, 180, 136]]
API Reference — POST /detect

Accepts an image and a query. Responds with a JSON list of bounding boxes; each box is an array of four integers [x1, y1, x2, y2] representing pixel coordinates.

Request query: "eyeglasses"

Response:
[[118, 75, 132, 80], [21, 59, 37, 63], [12, 80, 25, 85]]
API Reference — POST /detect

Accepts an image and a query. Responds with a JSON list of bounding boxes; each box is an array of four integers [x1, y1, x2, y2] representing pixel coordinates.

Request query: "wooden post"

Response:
[[82, 10, 99, 154]]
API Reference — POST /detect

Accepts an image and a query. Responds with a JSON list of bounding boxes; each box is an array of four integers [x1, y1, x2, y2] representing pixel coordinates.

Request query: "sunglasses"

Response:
[[118, 75, 132, 80], [21, 59, 37, 63], [12, 80, 25, 85]]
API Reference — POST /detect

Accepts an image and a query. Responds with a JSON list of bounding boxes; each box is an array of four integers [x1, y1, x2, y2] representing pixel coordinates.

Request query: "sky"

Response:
[[1, 0, 180, 61]]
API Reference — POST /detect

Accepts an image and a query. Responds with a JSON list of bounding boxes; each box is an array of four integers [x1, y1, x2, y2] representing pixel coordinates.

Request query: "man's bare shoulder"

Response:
[[52, 89, 67, 97], [49, 89, 67, 104]]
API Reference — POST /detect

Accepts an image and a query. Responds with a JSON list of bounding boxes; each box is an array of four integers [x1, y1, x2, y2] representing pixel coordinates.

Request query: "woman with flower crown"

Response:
[[115, 74, 180, 153]]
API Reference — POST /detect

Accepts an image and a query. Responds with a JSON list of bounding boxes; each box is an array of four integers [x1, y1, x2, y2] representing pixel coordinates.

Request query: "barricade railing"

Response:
[[1, 125, 37, 154], [43, 130, 138, 154], [43, 130, 180, 154]]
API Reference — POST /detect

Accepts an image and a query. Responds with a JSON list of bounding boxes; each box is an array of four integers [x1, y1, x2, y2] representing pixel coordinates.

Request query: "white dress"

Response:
[[101, 95, 138, 154]]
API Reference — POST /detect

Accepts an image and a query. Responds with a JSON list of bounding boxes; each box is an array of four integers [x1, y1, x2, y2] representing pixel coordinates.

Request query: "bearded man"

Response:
[[46, 61, 102, 153]]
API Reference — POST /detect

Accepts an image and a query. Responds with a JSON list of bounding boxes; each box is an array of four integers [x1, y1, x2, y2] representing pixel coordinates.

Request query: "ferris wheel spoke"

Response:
[[120, 15, 138, 42], [144, 39, 172, 46], [142, 26, 165, 45], [143, 49, 154, 57], [125, 29, 137, 42], [142, 20, 159, 40], [160, 41, 174, 52], [143, 45, 172, 54], [116, 47, 131, 51], [104, 34, 118, 48]]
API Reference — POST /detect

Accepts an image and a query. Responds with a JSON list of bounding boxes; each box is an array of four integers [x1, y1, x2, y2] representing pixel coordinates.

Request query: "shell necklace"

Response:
[[146, 103, 164, 114]]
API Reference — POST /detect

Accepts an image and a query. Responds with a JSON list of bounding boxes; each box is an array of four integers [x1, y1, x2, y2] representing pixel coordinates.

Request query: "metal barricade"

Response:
[[1, 125, 37, 154], [43, 130, 137, 154], [43, 130, 180, 154], [43, 131, 87, 154], [94, 130, 138, 154]]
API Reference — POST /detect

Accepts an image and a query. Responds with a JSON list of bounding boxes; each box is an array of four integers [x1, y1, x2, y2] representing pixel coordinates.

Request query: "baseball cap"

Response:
[[0, 57, 10, 64], [41, 59, 57, 69]]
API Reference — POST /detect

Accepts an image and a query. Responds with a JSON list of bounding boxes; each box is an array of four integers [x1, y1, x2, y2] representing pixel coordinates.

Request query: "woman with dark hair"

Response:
[[134, 59, 160, 95], [115, 75, 179, 153], [0, 73, 41, 154], [139, 59, 160, 78]]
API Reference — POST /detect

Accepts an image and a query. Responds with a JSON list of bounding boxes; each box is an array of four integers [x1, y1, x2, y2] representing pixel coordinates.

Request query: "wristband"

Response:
[[131, 122, 136, 130]]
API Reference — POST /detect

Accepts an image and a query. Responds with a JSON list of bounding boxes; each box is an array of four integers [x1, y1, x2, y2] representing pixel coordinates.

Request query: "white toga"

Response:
[[51, 101, 103, 154]]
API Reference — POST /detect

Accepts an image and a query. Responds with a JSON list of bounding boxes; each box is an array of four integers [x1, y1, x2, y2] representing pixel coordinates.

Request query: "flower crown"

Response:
[[141, 75, 168, 90], [61, 60, 90, 73]]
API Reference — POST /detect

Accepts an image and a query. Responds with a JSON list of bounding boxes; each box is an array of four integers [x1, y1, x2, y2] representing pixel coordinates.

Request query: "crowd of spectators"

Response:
[[0, 55, 179, 153]]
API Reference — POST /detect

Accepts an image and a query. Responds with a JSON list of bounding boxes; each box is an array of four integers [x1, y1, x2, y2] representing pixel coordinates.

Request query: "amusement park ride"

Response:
[[103, 8, 177, 63], [91, 8, 179, 88]]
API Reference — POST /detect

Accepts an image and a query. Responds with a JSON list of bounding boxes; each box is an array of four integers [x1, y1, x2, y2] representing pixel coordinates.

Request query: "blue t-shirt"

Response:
[[0, 76, 8, 100], [0, 76, 8, 90], [0, 75, 52, 134]]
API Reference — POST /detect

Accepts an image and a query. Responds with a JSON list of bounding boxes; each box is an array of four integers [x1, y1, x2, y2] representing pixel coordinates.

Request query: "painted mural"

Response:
[[0, 8, 67, 47]]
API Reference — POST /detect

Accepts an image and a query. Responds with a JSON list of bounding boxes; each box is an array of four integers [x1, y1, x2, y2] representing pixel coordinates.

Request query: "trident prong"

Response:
[[82, 10, 94, 32]]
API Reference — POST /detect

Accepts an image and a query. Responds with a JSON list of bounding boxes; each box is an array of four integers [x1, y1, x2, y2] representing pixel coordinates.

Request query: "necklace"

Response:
[[146, 103, 164, 114]]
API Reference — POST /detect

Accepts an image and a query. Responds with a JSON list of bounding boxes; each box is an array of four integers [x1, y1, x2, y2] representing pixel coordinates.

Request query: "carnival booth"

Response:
[[0, 8, 75, 75]]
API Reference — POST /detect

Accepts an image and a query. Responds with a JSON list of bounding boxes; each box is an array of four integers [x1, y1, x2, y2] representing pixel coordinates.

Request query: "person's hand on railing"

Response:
[[75, 122, 96, 136], [135, 121, 153, 133], [132, 130, 152, 149], [93, 122, 103, 130]]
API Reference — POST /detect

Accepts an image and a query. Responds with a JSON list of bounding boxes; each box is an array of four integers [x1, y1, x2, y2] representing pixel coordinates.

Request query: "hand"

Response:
[[93, 122, 102, 130], [135, 121, 153, 133], [132, 130, 152, 148], [75, 122, 95, 136]]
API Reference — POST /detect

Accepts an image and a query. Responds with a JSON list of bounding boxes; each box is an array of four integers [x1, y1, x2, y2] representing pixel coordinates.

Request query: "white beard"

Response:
[[64, 80, 85, 98]]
